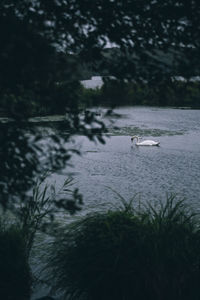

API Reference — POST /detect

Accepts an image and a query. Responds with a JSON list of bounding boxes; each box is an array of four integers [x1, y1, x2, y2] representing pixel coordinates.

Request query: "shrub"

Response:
[[0, 219, 32, 300], [44, 197, 200, 300]]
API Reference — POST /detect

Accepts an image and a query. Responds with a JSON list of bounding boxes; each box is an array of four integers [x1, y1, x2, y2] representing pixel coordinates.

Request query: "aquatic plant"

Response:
[[43, 195, 200, 300]]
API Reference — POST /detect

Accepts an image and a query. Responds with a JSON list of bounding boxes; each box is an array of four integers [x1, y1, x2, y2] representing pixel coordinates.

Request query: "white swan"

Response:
[[131, 136, 160, 146]]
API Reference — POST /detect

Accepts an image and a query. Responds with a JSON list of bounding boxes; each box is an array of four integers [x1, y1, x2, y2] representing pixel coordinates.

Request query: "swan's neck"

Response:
[[134, 136, 139, 143]]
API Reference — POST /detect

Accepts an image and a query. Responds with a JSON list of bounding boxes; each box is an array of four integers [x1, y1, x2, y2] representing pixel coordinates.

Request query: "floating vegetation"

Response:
[[28, 115, 66, 123], [23, 114, 187, 138], [108, 126, 185, 137]]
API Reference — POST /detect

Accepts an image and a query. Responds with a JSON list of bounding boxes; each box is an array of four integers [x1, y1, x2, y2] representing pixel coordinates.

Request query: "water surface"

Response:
[[51, 106, 200, 211]]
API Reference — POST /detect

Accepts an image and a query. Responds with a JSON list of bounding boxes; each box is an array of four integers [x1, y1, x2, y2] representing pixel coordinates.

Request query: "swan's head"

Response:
[[131, 136, 141, 142], [131, 136, 137, 142]]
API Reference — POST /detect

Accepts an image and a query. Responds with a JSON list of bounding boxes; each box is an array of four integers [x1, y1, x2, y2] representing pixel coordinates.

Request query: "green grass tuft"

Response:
[[43, 196, 200, 300]]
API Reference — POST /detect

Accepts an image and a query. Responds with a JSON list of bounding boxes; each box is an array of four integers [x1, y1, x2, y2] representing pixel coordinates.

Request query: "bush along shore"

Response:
[[1, 195, 200, 300]]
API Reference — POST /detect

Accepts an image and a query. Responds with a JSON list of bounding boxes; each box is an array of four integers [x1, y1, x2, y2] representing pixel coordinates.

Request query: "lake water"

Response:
[[50, 106, 200, 213]]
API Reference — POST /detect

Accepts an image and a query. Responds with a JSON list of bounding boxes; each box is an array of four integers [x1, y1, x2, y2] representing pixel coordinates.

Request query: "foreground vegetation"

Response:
[[42, 196, 200, 300], [0, 218, 32, 300], [1, 193, 200, 300]]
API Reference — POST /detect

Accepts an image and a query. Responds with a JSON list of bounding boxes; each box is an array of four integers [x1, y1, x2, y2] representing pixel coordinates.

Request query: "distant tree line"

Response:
[[1, 78, 199, 117], [80, 79, 200, 108]]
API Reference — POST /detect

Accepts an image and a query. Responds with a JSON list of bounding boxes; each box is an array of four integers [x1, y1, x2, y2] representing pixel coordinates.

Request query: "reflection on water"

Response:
[[51, 107, 200, 211]]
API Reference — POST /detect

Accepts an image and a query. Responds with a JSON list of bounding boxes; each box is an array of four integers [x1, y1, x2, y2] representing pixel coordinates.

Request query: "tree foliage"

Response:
[[0, 0, 200, 210], [1, 0, 200, 91]]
